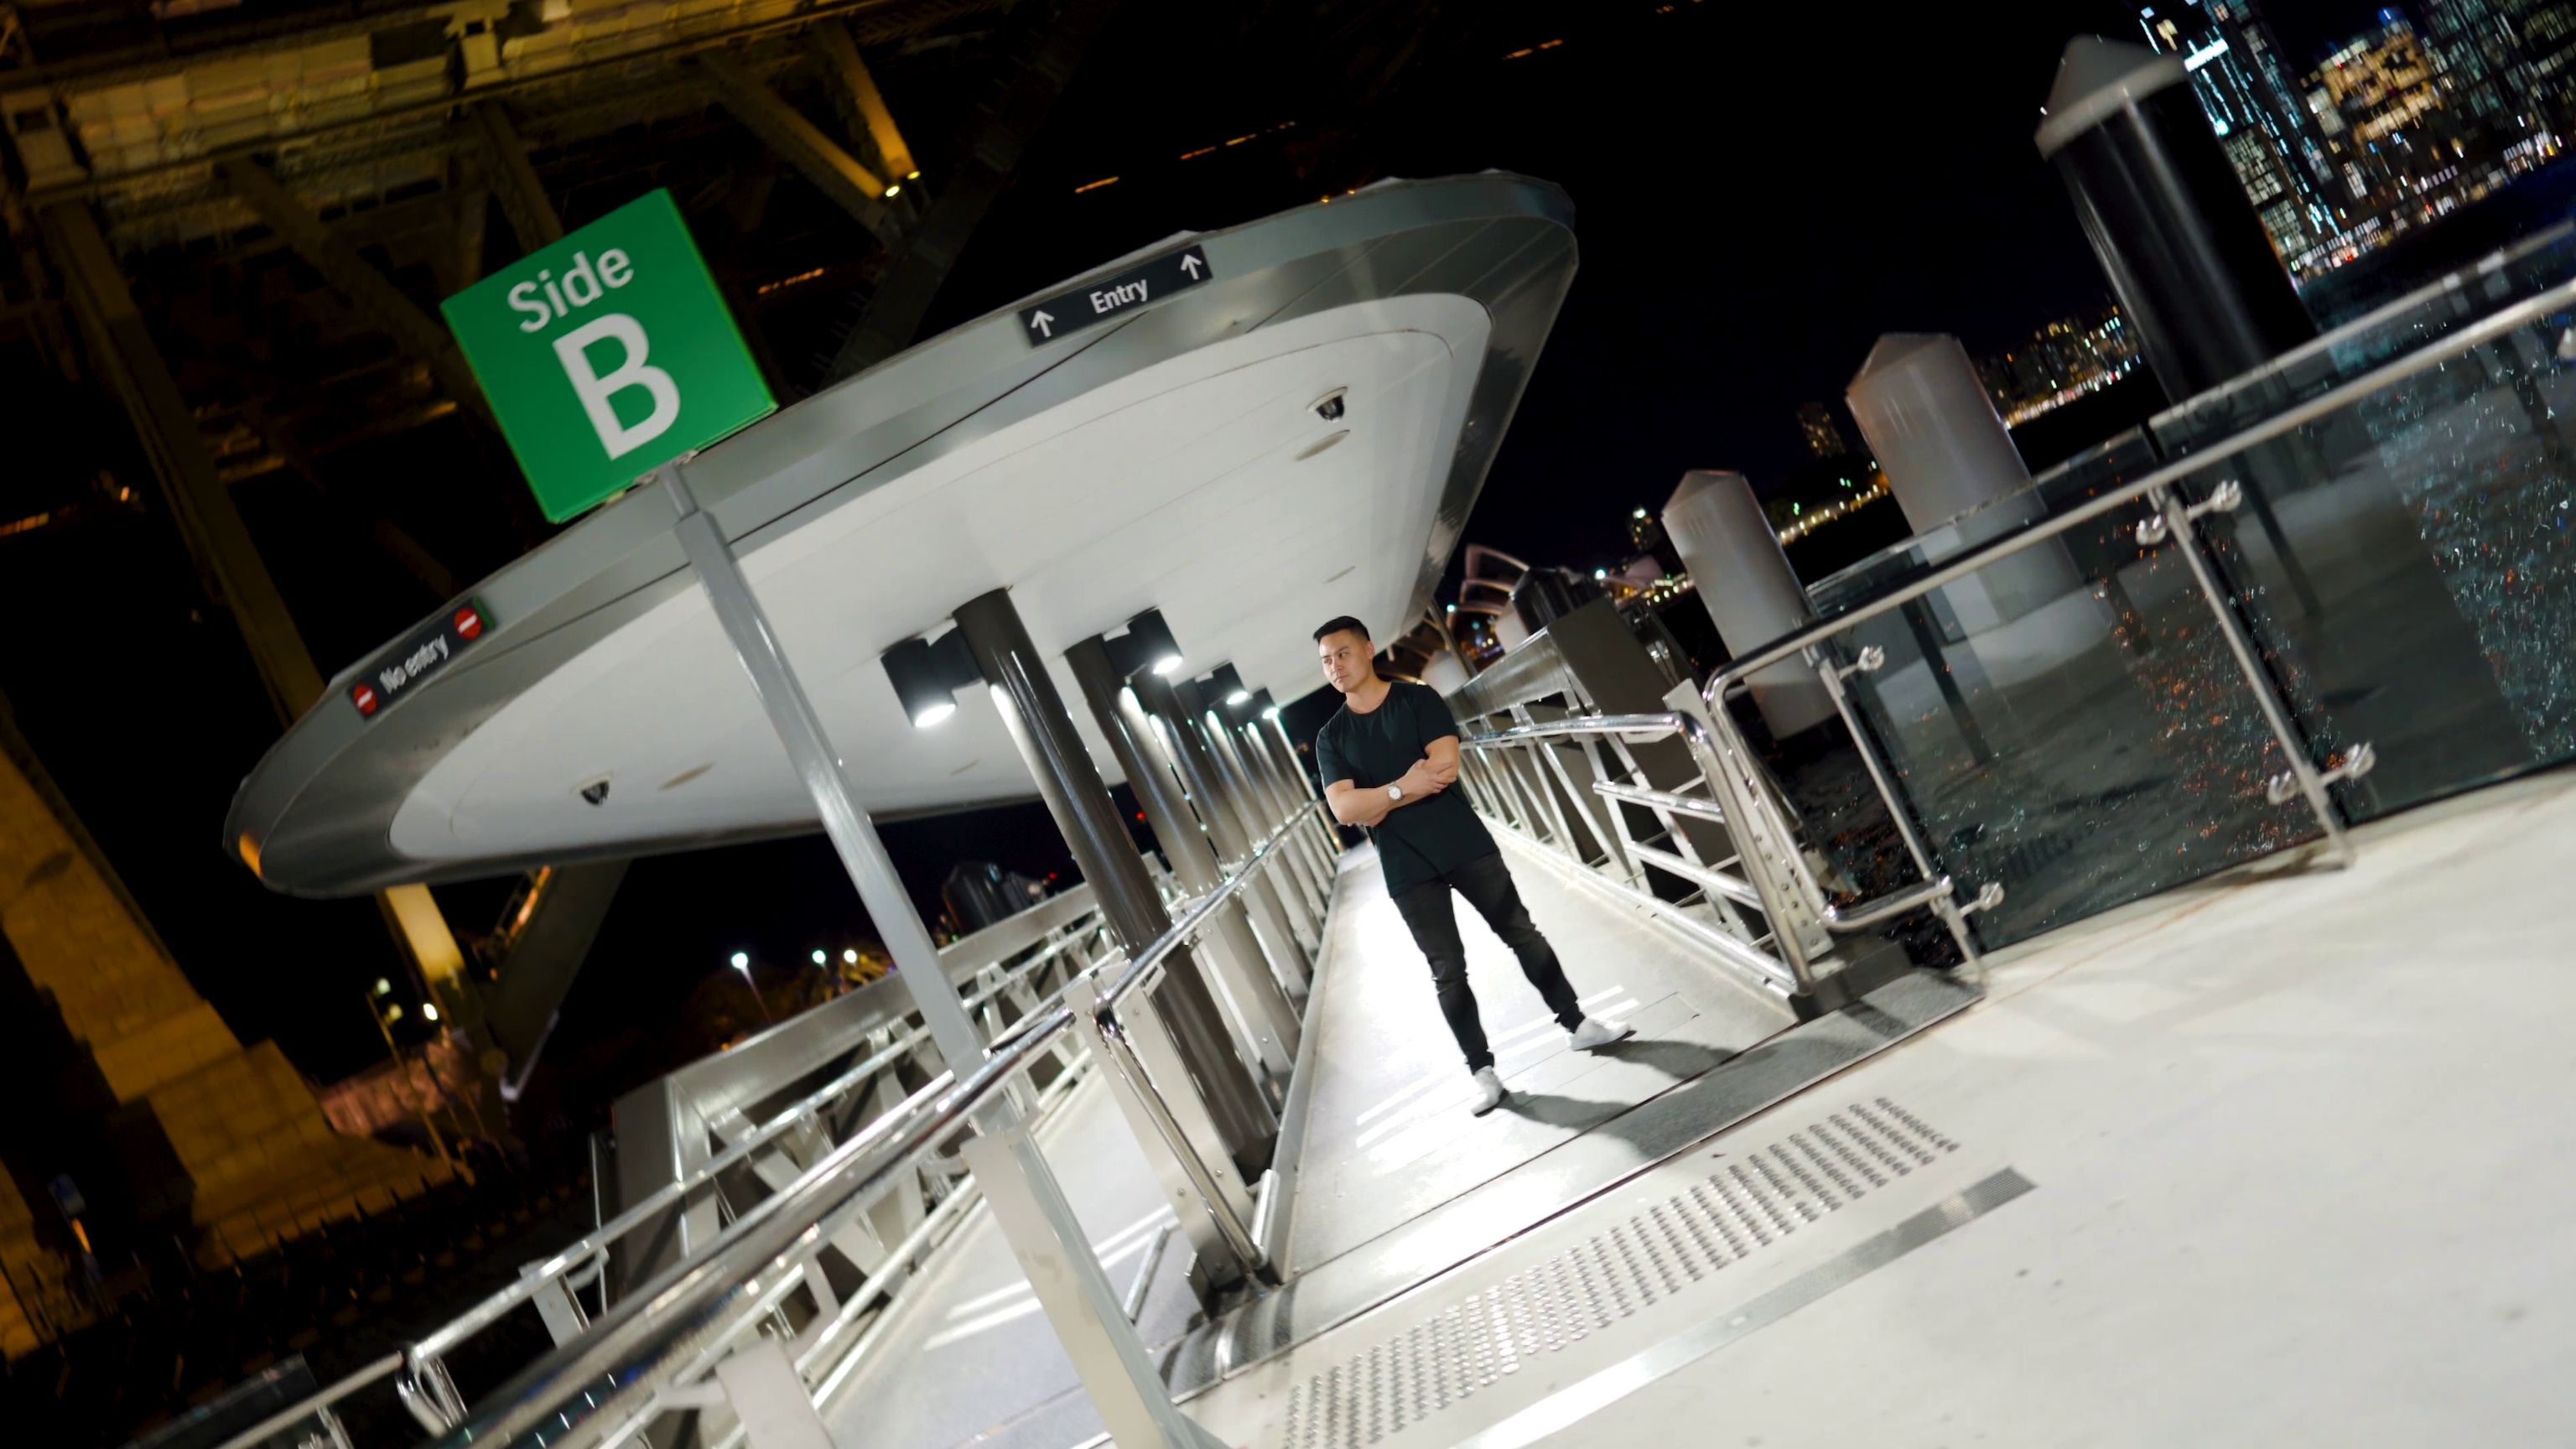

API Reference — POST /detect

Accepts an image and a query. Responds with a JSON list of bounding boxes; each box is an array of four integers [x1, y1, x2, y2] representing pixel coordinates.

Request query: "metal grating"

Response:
[[1276, 1098, 1959, 1448]]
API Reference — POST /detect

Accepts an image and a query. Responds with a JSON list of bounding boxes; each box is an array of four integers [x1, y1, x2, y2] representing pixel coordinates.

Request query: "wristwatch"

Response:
[[1386, 783, 1405, 802]]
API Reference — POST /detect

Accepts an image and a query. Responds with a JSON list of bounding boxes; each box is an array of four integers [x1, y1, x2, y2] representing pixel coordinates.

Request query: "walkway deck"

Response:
[[1180, 767, 2576, 1447], [824, 831, 1909, 1448]]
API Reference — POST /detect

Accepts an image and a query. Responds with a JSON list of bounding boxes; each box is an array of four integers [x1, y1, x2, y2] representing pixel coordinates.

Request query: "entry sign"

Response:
[[441, 190, 774, 523], [1017, 245, 1212, 345]]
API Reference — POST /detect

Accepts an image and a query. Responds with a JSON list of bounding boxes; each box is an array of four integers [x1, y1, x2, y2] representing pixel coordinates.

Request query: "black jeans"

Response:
[[1389, 852, 1583, 1072]]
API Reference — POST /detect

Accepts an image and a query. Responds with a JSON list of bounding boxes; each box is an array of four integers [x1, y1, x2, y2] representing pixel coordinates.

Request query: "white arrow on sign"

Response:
[[1030, 309, 1056, 338], [1181, 254, 1204, 279]]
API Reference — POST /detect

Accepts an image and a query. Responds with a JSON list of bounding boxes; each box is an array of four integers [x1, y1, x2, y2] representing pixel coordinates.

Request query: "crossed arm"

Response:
[[1325, 735, 1462, 829]]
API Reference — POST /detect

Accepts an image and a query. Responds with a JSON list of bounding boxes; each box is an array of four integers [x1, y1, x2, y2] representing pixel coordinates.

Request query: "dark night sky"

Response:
[[981, 0, 2407, 583], [6, 0, 2459, 1103]]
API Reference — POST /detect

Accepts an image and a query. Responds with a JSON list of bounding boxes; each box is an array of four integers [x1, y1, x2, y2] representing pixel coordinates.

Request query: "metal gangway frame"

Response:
[[1446, 599, 1996, 1014], [202, 172, 2576, 1449], [208, 800, 1332, 1449]]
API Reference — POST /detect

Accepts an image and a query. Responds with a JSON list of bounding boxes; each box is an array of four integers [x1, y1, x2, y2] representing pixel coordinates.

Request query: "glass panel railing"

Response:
[[1818, 486, 2324, 949], [2186, 289, 2576, 820], [1805, 428, 2161, 621], [1775, 232, 2576, 950], [1802, 226, 2576, 632], [2151, 223, 2576, 457]]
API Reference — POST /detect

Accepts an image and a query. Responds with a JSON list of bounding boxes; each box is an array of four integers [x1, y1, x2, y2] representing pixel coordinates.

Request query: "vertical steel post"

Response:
[[951, 590, 1277, 1167], [1248, 723, 1337, 903], [659, 465, 1215, 1447], [1065, 638, 1300, 1076], [1265, 714, 1345, 861], [1198, 704, 1322, 947], [1665, 683, 1829, 994], [1132, 671, 1313, 990], [1810, 649, 1988, 977], [2148, 485, 2355, 865], [1232, 719, 1327, 916]]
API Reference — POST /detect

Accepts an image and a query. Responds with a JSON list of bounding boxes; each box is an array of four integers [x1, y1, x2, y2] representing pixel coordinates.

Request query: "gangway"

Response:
[[213, 175, 2576, 1449]]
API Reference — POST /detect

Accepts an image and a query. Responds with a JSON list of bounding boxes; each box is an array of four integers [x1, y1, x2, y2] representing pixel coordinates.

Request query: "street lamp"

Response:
[[364, 984, 456, 1178], [727, 951, 775, 1026]]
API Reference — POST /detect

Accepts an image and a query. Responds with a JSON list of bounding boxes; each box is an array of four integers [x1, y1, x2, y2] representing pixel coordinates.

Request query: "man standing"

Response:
[[1310, 615, 1632, 1115]]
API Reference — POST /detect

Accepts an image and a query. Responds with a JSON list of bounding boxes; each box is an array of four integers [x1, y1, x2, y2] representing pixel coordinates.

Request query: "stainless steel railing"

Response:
[[208, 905, 1109, 1449], [402, 805, 1322, 1449], [1078, 809, 1320, 1280], [200, 802, 1322, 1449], [1460, 706, 1992, 1003], [1690, 262, 2576, 890]]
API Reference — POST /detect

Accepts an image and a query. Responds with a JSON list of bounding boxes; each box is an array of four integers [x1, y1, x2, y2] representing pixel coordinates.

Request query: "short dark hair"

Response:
[[1312, 615, 1369, 644]]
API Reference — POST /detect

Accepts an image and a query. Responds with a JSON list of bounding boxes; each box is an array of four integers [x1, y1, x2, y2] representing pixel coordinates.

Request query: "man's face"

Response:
[[1317, 630, 1369, 693]]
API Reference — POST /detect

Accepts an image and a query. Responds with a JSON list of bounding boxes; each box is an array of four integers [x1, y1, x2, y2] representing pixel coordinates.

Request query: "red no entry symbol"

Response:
[[351, 683, 379, 716], [454, 605, 484, 641]]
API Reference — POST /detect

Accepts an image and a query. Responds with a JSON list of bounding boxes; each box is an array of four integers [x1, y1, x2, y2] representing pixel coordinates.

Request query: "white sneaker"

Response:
[[1568, 1015, 1634, 1052], [1469, 1067, 1507, 1115]]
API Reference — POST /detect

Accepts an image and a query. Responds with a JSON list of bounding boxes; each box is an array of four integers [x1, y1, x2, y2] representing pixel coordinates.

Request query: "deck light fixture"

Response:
[[1205, 662, 1252, 707], [882, 630, 978, 728], [1107, 608, 1187, 679]]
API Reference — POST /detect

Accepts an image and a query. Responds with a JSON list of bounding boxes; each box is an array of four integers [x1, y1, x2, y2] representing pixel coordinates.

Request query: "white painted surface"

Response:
[[1189, 767, 2576, 1446], [389, 295, 1488, 861]]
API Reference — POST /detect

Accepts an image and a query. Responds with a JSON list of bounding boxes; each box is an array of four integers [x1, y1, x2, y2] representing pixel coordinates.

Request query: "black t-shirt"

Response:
[[1314, 681, 1497, 896]]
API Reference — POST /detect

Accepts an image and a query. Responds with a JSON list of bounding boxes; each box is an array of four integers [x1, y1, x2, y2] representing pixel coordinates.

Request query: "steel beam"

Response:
[[42, 202, 478, 1003], [825, 0, 1119, 380], [473, 101, 564, 251], [952, 590, 1276, 1174], [39, 203, 325, 722], [218, 158, 491, 426], [450, 184, 491, 293], [699, 53, 901, 246], [814, 21, 917, 187]]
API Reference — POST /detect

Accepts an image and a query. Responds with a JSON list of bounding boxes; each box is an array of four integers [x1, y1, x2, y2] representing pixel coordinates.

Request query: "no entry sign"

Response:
[[441, 190, 775, 523], [351, 600, 491, 719]]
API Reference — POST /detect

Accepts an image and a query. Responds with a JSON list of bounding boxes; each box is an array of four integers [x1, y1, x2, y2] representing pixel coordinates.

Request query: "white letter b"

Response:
[[553, 314, 679, 460]]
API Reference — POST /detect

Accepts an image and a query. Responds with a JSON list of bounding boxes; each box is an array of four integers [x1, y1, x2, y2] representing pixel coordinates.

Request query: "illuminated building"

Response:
[[1974, 308, 2142, 424], [2302, 10, 2556, 236], [2418, 1, 2545, 132], [2139, 1, 2344, 263], [1795, 401, 1848, 459], [1628, 506, 1685, 575]]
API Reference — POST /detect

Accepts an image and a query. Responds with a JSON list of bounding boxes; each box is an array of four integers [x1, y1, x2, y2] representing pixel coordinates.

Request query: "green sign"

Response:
[[441, 189, 774, 523]]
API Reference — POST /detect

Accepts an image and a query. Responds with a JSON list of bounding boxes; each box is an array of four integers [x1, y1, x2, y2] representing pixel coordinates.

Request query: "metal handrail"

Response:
[[403, 805, 1323, 1449], [1081, 808, 1318, 1280], [1592, 779, 1726, 823], [415, 1031, 1047, 1449], [402, 913, 1103, 1372], [1703, 262, 2576, 694], [1460, 709, 1823, 992], [205, 1353, 402, 1449], [1462, 709, 1981, 984], [224, 901, 1108, 1449]]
